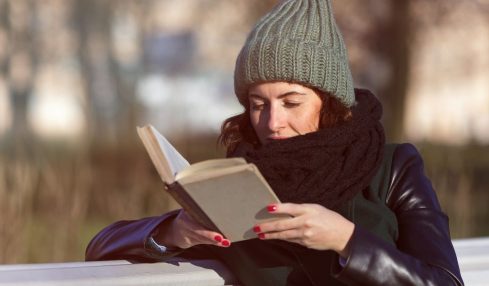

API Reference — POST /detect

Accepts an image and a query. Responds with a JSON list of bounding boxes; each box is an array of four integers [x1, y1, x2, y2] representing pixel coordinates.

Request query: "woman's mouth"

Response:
[[267, 136, 288, 140]]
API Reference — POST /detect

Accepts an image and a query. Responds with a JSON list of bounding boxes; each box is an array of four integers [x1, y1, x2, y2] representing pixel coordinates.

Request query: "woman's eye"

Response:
[[283, 101, 300, 108], [251, 102, 265, 110]]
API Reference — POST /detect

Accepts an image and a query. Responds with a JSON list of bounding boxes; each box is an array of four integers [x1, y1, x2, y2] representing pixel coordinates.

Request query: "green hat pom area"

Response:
[[234, 0, 355, 107]]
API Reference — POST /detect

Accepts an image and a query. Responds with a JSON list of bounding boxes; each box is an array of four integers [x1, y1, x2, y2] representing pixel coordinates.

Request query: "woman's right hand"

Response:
[[155, 209, 231, 249]]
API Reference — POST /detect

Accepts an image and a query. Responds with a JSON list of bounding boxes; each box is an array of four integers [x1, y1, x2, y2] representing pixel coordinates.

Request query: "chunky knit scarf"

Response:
[[230, 89, 385, 210]]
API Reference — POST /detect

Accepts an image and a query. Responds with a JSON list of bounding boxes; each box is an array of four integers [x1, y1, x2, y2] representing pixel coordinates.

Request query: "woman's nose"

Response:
[[267, 106, 285, 132]]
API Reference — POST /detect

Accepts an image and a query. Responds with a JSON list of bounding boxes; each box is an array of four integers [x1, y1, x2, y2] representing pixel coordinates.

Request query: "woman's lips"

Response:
[[267, 136, 288, 140]]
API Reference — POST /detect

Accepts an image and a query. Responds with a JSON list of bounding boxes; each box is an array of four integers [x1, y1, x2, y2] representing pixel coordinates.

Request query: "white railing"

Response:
[[0, 237, 488, 286], [452, 237, 489, 285]]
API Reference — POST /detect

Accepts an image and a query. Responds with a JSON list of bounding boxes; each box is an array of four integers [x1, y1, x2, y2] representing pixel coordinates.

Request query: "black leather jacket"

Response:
[[86, 143, 464, 285]]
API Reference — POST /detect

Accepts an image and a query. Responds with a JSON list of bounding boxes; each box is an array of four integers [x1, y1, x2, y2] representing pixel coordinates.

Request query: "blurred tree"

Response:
[[376, 0, 411, 142], [0, 1, 6, 87], [72, 0, 145, 148], [2, 0, 38, 145], [73, 0, 117, 146], [109, 1, 146, 147], [334, 0, 412, 142]]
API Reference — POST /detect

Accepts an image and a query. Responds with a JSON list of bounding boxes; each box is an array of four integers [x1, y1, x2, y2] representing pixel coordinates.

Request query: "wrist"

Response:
[[336, 222, 355, 258], [153, 217, 180, 248]]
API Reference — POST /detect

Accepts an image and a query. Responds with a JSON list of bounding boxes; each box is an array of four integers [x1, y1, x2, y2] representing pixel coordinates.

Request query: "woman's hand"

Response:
[[253, 203, 354, 258], [155, 209, 231, 249]]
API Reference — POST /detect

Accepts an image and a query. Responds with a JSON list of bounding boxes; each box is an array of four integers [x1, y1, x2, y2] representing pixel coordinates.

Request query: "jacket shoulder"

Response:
[[390, 143, 420, 165], [386, 143, 442, 211]]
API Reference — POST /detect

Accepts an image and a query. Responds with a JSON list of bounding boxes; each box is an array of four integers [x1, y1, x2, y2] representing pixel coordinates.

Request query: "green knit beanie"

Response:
[[234, 0, 355, 107]]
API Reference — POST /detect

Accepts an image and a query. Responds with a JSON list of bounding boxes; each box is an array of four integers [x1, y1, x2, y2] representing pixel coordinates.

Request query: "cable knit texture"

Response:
[[234, 0, 355, 107], [231, 89, 385, 210]]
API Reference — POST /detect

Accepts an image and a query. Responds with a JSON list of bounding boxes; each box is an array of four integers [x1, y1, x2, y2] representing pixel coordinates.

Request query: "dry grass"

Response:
[[420, 143, 489, 238], [0, 134, 223, 263], [0, 144, 94, 263], [0, 138, 487, 263], [0, 156, 37, 263]]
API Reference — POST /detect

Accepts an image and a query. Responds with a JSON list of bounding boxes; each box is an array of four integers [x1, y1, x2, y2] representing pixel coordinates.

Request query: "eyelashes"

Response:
[[250, 101, 302, 111]]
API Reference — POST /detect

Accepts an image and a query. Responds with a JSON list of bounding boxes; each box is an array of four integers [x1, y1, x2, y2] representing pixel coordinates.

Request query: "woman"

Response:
[[86, 0, 464, 285]]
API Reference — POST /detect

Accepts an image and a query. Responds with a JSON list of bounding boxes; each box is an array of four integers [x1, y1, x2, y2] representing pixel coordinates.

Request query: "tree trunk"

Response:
[[4, 0, 37, 147], [378, 0, 411, 142]]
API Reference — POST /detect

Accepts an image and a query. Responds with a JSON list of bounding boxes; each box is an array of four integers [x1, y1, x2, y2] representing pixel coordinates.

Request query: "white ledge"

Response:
[[452, 237, 489, 286], [0, 259, 237, 286], [0, 237, 488, 286]]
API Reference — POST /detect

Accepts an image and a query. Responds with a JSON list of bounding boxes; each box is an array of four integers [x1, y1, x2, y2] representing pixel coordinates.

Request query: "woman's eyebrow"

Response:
[[277, 91, 306, 98], [249, 91, 306, 100], [248, 94, 266, 100]]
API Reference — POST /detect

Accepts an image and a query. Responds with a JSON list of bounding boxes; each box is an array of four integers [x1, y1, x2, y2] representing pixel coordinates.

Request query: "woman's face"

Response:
[[248, 82, 323, 145]]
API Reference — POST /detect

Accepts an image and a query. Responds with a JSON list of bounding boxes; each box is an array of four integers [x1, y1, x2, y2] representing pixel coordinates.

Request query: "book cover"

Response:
[[137, 124, 288, 242]]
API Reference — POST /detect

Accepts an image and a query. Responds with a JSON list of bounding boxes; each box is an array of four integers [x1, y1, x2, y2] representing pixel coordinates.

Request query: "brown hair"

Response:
[[218, 89, 353, 154]]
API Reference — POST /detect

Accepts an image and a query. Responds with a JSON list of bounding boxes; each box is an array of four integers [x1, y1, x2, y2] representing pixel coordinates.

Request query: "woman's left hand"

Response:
[[253, 203, 355, 258]]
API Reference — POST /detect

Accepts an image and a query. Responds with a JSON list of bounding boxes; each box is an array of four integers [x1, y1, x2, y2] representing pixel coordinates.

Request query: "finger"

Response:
[[179, 213, 232, 247], [255, 216, 301, 233], [258, 229, 303, 241], [176, 214, 230, 247], [197, 230, 231, 247], [186, 228, 231, 247], [267, 202, 313, 217], [170, 212, 226, 248]]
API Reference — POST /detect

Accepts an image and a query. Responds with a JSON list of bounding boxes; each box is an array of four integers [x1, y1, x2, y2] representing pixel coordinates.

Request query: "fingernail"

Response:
[[214, 235, 222, 242], [221, 239, 231, 247], [267, 204, 277, 212], [258, 233, 265, 239], [253, 226, 261, 233]]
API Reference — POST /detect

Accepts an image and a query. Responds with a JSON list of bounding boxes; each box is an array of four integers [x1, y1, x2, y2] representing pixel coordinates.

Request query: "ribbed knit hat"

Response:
[[234, 0, 355, 107]]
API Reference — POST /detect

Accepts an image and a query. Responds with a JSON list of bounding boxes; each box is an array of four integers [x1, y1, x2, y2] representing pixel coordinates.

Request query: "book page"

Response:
[[137, 125, 190, 184], [175, 157, 247, 181], [150, 126, 189, 177]]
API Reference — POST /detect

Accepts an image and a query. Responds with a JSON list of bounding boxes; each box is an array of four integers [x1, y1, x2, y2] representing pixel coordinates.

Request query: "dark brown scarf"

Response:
[[229, 89, 385, 210]]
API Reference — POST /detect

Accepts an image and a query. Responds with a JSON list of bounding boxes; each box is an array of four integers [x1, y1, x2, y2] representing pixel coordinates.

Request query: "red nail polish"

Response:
[[221, 239, 230, 247], [267, 204, 277, 212], [214, 235, 222, 242], [253, 226, 261, 233], [258, 233, 265, 239]]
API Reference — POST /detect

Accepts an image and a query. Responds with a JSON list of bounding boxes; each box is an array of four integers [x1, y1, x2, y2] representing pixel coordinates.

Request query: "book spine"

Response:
[[165, 182, 222, 235]]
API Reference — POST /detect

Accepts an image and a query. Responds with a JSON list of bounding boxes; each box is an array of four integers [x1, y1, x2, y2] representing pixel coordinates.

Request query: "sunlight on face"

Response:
[[248, 82, 323, 145]]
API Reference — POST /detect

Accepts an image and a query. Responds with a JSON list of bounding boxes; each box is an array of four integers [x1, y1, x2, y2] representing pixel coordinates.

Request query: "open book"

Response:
[[137, 124, 287, 242]]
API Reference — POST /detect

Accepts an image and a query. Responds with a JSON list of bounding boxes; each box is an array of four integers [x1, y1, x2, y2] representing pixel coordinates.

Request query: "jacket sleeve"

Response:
[[332, 143, 464, 285], [85, 208, 178, 261], [85, 209, 219, 262], [85, 210, 183, 261]]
